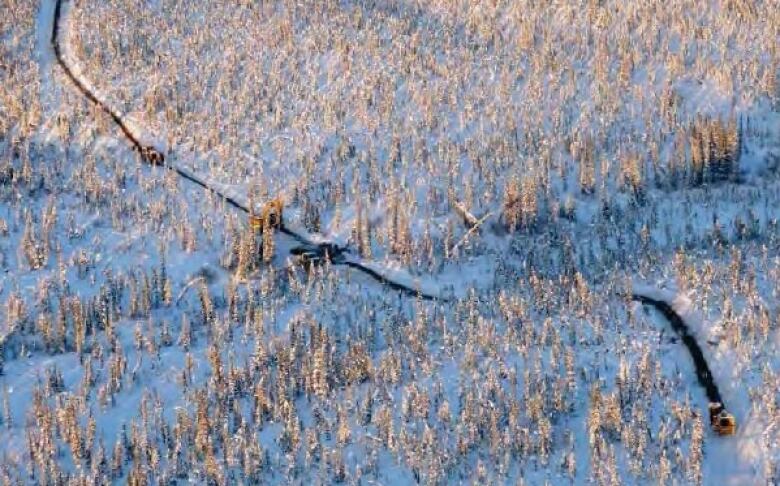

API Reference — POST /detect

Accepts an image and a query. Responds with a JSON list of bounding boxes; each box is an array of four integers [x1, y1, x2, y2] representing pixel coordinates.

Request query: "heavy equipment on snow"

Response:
[[248, 197, 284, 231], [709, 402, 736, 436], [632, 293, 737, 437], [140, 145, 165, 166], [290, 242, 346, 268], [50, 0, 449, 301]]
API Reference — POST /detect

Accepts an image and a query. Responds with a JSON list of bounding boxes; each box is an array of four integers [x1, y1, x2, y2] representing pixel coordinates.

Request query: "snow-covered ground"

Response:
[[632, 281, 774, 484], [0, 0, 777, 484], [69, 0, 780, 267]]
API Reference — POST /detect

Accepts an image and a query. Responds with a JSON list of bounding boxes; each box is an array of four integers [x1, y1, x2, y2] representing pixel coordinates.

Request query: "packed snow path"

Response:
[[49, 0, 447, 301]]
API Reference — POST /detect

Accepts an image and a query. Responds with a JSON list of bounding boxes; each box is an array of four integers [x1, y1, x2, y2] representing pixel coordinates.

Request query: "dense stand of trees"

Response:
[[0, 0, 778, 484]]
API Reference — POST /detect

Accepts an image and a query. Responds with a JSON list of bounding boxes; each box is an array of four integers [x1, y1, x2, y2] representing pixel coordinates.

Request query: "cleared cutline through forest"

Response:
[[49, 0, 446, 301], [631, 293, 727, 410]]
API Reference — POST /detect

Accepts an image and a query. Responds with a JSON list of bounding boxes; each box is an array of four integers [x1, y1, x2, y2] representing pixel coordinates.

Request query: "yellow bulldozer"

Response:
[[709, 402, 736, 436], [249, 197, 284, 231]]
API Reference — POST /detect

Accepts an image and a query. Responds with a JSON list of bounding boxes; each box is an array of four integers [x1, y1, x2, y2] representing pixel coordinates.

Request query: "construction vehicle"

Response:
[[139, 145, 165, 165], [249, 197, 284, 231], [290, 242, 346, 268], [632, 293, 737, 438], [709, 402, 736, 436]]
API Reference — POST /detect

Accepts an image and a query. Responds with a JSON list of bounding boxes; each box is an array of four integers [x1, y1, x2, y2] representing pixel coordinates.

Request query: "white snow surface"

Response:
[[0, 0, 777, 484], [632, 281, 768, 484]]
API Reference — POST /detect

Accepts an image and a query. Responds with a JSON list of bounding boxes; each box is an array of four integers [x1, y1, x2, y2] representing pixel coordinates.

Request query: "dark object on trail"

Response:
[[290, 243, 346, 268], [709, 402, 736, 436], [139, 146, 165, 165]]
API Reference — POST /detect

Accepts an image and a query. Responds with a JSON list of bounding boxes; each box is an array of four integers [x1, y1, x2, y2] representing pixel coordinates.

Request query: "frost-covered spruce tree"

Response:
[[688, 413, 704, 485]]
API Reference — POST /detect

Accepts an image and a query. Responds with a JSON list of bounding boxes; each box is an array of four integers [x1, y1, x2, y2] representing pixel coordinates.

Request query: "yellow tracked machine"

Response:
[[248, 197, 284, 231], [709, 402, 736, 436]]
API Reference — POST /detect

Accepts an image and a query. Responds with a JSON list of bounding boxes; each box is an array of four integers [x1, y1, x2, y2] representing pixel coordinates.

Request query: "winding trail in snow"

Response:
[[51, 0, 153, 159], [631, 289, 765, 483], [48, 0, 446, 301], [632, 293, 724, 405]]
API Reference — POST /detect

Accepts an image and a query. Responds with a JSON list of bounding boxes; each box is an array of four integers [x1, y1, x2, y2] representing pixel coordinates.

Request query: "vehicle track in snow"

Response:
[[631, 293, 725, 408], [630, 291, 769, 482], [50, 0, 446, 301]]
